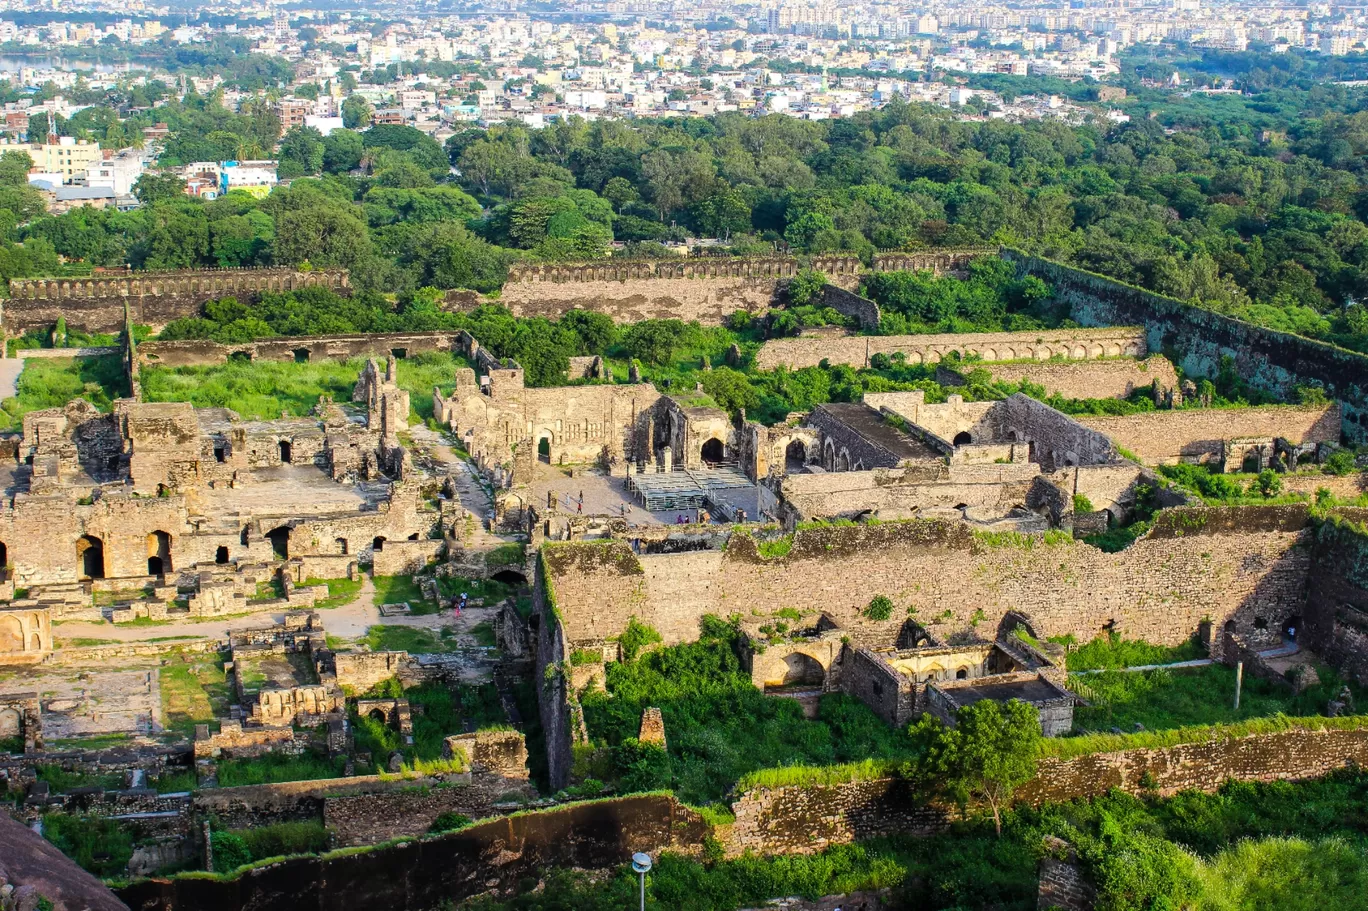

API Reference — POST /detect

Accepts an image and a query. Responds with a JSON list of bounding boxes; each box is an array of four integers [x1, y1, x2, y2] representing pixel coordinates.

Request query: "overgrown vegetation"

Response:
[[42, 813, 134, 878], [158, 650, 230, 738], [0, 354, 127, 431], [210, 821, 331, 873], [580, 615, 916, 803], [1059, 632, 1207, 671], [215, 751, 346, 787]]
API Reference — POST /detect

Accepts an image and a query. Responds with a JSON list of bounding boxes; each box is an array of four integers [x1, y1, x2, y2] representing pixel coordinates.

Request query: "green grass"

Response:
[[362, 624, 460, 654], [1067, 664, 1368, 735], [140, 351, 468, 422], [42, 813, 134, 878], [352, 681, 497, 766], [159, 651, 230, 738], [468, 620, 496, 647], [372, 574, 433, 614], [0, 355, 127, 431], [55, 637, 118, 647], [149, 769, 199, 793], [1060, 632, 1207, 671], [35, 764, 126, 793], [303, 576, 363, 610], [580, 617, 918, 804], [215, 752, 347, 787]]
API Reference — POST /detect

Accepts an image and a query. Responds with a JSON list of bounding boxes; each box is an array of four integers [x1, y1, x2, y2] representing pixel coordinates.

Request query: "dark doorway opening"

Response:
[[785, 439, 806, 472], [293, 348, 310, 364], [492, 569, 528, 586], [77, 535, 105, 580], [953, 431, 973, 446], [213, 447, 226, 463], [266, 527, 290, 559], [537, 437, 550, 464], [701, 438, 724, 464], [215, 546, 229, 565], [279, 440, 293, 464], [372, 536, 386, 552]]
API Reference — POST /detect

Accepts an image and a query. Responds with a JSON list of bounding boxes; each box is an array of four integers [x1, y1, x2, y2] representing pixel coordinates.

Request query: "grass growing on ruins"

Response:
[[55, 636, 118, 648], [1058, 632, 1207, 671], [579, 616, 918, 804], [159, 651, 230, 738], [0, 354, 127, 431], [352, 680, 501, 768], [362, 624, 460, 654], [372, 574, 431, 613], [149, 769, 199, 793], [35, 764, 126, 793], [303, 576, 363, 610], [215, 751, 347, 787], [1067, 663, 1367, 734], [42, 813, 135, 878], [139, 351, 469, 422]]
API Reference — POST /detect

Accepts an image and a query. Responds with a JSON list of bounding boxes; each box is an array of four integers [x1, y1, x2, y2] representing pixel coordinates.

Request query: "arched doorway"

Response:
[[29, 633, 40, 651], [834, 449, 850, 472], [491, 569, 528, 587], [372, 536, 386, 552], [0, 707, 20, 739], [537, 437, 551, 464], [701, 438, 724, 464], [0, 616, 21, 652], [368, 708, 387, 724], [240, 527, 251, 546], [265, 527, 290, 559], [279, 440, 293, 464], [215, 546, 229, 565], [779, 652, 825, 686], [147, 531, 172, 576], [785, 439, 807, 472], [953, 431, 973, 446], [77, 535, 105, 580]]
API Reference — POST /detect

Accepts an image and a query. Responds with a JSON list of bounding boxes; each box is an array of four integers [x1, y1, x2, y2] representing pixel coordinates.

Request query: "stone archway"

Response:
[[265, 527, 290, 560], [77, 535, 105, 580], [784, 439, 808, 472], [779, 652, 825, 686], [953, 431, 973, 446], [701, 438, 724, 464], [147, 530, 172, 576]]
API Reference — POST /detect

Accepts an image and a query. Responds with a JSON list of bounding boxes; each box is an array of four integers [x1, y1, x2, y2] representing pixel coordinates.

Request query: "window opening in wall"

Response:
[[953, 432, 973, 446], [336, 538, 349, 555], [293, 348, 310, 364], [215, 546, 229, 565], [213, 447, 226, 463], [372, 536, 386, 552], [279, 440, 292, 464], [537, 437, 551, 464], [391, 348, 407, 359], [229, 351, 252, 364], [701, 438, 724, 464], [266, 527, 290, 559], [76, 535, 105, 580]]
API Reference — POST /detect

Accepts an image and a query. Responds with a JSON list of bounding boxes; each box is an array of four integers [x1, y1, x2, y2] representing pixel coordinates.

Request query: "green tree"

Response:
[[341, 95, 372, 129], [277, 126, 325, 179], [907, 699, 1041, 836], [786, 268, 828, 307], [133, 173, 188, 206], [321, 129, 364, 173], [622, 319, 686, 366]]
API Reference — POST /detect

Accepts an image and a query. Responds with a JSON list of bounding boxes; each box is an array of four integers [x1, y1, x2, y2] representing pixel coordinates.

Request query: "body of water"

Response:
[[0, 55, 133, 75]]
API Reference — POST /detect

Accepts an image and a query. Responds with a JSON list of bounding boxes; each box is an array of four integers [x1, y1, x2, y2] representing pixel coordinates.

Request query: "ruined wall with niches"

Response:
[[5, 269, 350, 335], [723, 723, 1368, 858], [117, 794, 709, 911], [136, 331, 469, 370], [971, 355, 1179, 401], [1075, 404, 1341, 467], [754, 327, 1147, 371], [1004, 250, 1368, 441], [543, 509, 1312, 658], [490, 256, 862, 325], [870, 248, 997, 275]]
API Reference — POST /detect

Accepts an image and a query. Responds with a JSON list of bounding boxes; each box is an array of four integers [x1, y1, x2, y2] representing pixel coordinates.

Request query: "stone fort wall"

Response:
[[1004, 250, 1368, 442], [958, 354, 1180, 401], [1075, 403, 1341, 466], [754, 327, 1147, 371], [5, 269, 350, 335], [724, 723, 1368, 857], [542, 508, 1311, 656], [136, 330, 473, 371]]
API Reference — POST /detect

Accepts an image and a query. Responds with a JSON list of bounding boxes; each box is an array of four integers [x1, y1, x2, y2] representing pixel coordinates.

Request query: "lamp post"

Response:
[[631, 852, 652, 911]]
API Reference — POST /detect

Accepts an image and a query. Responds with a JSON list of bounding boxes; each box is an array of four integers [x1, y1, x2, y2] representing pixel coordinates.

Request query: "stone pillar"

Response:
[[638, 707, 667, 749]]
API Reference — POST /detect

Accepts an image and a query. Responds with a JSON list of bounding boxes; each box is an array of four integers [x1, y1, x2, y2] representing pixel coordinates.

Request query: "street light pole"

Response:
[[631, 852, 652, 911]]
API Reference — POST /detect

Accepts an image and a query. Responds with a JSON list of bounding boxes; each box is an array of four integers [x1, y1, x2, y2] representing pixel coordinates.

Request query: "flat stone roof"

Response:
[[940, 677, 1068, 707], [817, 402, 943, 462]]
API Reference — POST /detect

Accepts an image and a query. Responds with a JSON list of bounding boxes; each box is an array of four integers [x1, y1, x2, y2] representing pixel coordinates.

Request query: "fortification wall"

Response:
[[1306, 517, 1368, 685], [1075, 404, 1340, 466], [117, 793, 708, 911], [725, 724, 1368, 857], [754, 327, 1146, 371], [137, 331, 469, 370], [323, 772, 535, 846], [543, 508, 1311, 657], [1005, 251, 1368, 441], [971, 355, 1179, 401], [5, 269, 349, 334]]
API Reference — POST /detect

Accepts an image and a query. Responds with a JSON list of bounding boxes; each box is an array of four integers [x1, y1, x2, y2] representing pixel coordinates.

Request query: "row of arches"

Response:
[[873, 340, 1142, 366]]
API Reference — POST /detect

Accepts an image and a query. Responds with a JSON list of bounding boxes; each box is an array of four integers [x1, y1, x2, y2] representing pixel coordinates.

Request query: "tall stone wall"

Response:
[[1305, 516, 1368, 685], [754, 327, 1146, 371], [964, 355, 1179, 401], [5, 269, 349, 334], [492, 256, 860, 325], [1005, 250, 1368, 441], [543, 509, 1311, 656], [137, 331, 471, 370], [119, 794, 707, 911], [1075, 404, 1340, 466], [725, 724, 1368, 857]]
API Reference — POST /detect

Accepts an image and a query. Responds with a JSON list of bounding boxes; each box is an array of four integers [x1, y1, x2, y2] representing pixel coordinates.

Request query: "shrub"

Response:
[[617, 617, 663, 662], [1073, 493, 1095, 513], [238, 821, 330, 859], [211, 830, 253, 873], [43, 814, 134, 877], [1254, 469, 1282, 498], [1324, 448, 1358, 476], [863, 596, 894, 621], [429, 812, 473, 834]]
